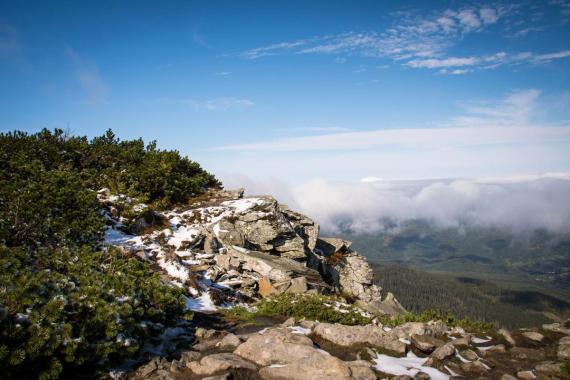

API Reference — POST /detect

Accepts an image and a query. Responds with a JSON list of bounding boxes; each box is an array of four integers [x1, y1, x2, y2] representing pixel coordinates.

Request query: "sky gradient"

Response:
[[1, 0, 570, 185]]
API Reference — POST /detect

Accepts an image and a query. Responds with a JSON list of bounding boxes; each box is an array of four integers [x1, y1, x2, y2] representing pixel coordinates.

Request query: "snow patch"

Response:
[[373, 351, 449, 380], [471, 336, 492, 344], [185, 293, 217, 312], [289, 326, 311, 335], [158, 257, 189, 282]]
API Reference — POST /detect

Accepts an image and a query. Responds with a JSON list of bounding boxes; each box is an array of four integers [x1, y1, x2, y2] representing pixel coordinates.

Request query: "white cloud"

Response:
[[241, 40, 308, 59], [236, 3, 570, 74], [212, 89, 564, 151], [203, 90, 570, 185], [211, 125, 569, 152], [287, 175, 570, 234], [533, 50, 570, 62], [277, 126, 354, 133], [480, 8, 499, 24], [240, 4, 506, 64], [361, 176, 384, 183], [65, 46, 108, 104], [457, 9, 482, 31], [180, 97, 254, 111], [454, 89, 541, 127], [406, 56, 479, 68], [0, 24, 22, 60]]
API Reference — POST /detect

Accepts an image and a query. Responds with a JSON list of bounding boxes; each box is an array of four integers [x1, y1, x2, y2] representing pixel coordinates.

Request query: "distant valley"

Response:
[[339, 220, 570, 327]]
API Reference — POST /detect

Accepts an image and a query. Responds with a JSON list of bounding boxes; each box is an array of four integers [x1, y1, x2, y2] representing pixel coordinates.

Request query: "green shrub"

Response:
[[0, 129, 212, 379], [0, 245, 188, 379], [378, 309, 493, 331], [0, 168, 104, 249], [255, 293, 373, 326], [0, 128, 220, 248]]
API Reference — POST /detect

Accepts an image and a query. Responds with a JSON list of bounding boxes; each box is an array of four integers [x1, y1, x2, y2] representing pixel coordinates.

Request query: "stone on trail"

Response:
[[186, 352, 257, 376], [234, 327, 357, 380], [410, 334, 445, 353], [313, 322, 406, 355]]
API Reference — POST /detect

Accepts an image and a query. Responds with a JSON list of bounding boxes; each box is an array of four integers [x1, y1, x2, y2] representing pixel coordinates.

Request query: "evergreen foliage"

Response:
[[0, 128, 219, 248], [233, 293, 374, 326], [374, 264, 553, 328], [0, 246, 188, 379], [0, 129, 214, 378]]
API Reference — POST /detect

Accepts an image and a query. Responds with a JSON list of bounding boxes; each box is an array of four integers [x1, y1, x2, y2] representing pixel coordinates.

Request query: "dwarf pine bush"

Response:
[[0, 246, 188, 379]]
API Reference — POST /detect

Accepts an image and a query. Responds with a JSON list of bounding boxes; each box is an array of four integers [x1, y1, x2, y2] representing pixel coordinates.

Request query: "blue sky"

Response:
[[1, 0, 570, 185]]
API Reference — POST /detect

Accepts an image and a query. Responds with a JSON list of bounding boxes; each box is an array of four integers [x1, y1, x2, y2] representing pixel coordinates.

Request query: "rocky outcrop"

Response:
[[103, 187, 570, 380], [308, 237, 406, 314], [103, 188, 402, 313]]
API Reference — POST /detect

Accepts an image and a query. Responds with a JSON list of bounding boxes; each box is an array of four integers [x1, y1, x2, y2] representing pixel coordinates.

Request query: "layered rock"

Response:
[[102, 188, 401, 313]]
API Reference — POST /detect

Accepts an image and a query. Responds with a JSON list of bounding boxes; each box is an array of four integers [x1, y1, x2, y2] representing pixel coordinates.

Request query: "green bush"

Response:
[[378, 309, 493, 331], [561, 362, 570, 379], [255, 293, 373, 326], [0, 168, 104, 249], [0, 129, 214, 378], [0, 246, 188, 379], [0, 128, 220, 248]]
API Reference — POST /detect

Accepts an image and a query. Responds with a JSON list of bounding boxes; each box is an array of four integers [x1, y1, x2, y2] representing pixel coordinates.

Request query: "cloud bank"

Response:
[[226, 174, 570, 235], [293, 175, 570, 234]]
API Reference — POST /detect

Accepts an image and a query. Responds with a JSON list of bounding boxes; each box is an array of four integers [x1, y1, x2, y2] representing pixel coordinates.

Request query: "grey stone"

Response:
[[187, 352, 257, 376], [414, 372, 430, 380], [235, 327, 353, 380], [286, 276, 308, 294], [460, 360, 489, 374], [180, 351, 201, 366], [459, 349, 478, 361], [500, 375, 518, 380], [516, 370, 536, 380], [535, 361, 563, 377], [410, 334, 445, 353], [390, 321, 448, 339], [218, 333, 242, 350], [313, 323, 406, 354], [347, 360, 376, 380], [521, 331, 544, 342], [558, 336, 570, 360], [498, 328, 516, 346], [430, 342, 456, 361]]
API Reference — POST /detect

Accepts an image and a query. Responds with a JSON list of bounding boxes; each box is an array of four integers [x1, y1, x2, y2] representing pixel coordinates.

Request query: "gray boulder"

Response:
[[313, 322, 406, 354], [186, 352, 257, 376], [234, 327, 355, 380]]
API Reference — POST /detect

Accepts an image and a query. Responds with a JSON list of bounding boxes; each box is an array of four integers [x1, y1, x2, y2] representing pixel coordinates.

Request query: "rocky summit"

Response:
[[100, 188, 570, 380], [101, 187, 401, 314]]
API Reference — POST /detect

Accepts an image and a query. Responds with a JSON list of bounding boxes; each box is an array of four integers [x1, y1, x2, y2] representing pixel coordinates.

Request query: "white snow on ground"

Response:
[[166, 225, 200, 250], [221, 197, 265, 213], [101, 194, 276, 314], [158, 257, 190, 282], [444, 365, 459, 376], [471, 336, 492, 344], [456, 351, 472, 363], [185, 293, 217, 312], [399, 338, 411, 345], [289, 326, 311, 335], [373, 351, 449, 380], [104, 227, 133, 245]]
